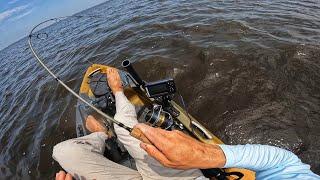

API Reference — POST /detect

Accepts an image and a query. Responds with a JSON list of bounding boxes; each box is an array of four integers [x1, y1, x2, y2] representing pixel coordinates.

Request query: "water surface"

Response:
[[0, 0, 319, 178]]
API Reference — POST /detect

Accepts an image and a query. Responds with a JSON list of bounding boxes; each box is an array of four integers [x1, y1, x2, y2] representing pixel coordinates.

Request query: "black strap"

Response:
[[201, 168, 244, 180]]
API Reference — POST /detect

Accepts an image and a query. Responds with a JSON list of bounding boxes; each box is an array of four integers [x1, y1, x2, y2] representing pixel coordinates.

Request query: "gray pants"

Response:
[[52, 92, 205, 180]]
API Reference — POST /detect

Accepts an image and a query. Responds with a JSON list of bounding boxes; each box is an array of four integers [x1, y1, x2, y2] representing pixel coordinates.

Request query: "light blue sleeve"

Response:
[[219, 144, 320, 180]]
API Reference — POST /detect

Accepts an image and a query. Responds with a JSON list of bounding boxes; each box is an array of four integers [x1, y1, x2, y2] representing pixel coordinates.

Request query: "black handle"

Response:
[[122, 60, 145, 86]]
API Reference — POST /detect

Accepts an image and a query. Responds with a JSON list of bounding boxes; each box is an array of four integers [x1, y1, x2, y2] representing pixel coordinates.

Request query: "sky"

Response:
[[0, 0, 106, 50]]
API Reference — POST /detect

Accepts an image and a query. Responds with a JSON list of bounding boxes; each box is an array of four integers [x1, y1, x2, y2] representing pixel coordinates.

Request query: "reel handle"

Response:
[[130, 127, 152, 144]]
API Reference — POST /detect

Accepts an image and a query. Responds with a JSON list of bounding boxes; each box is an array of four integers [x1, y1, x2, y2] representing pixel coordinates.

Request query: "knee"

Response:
[[52, 133, 108, 163], [52, 140, 79, 162]]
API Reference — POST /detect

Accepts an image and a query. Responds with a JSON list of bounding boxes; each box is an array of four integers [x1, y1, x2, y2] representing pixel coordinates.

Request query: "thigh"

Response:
[[53, 132, 142, 180]]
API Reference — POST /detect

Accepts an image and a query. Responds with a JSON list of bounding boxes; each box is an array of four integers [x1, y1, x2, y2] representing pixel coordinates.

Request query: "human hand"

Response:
[[55, 171, 72, 180], [106, 68, 123, 94], [134, 123, 226, 170]]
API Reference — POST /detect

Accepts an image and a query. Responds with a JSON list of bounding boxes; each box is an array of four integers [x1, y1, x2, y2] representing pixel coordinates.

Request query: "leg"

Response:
[[107, 68, 205, 179], [52, 132, 142, 180]]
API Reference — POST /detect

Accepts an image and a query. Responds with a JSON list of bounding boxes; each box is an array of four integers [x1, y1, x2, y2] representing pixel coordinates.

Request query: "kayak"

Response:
[[75, 63, 255, 180]]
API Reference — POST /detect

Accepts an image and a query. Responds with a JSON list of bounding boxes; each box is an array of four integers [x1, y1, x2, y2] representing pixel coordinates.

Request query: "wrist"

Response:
[[201, 144, 226, 169], [112, 87, 123, 94]]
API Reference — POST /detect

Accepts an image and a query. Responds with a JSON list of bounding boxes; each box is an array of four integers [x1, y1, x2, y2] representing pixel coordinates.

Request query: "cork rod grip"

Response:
[[130, 127, 152, 144]]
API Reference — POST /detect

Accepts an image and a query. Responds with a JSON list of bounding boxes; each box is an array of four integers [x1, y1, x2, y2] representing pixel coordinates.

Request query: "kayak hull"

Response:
[[76, 64, 255, 179]]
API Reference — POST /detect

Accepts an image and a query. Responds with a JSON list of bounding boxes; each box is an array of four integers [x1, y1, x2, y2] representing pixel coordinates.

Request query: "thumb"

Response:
[[140, 143, 172, 167]]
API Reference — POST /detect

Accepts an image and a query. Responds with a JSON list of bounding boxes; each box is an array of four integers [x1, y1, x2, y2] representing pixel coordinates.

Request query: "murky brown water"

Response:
[[0, 0, 319, 179]]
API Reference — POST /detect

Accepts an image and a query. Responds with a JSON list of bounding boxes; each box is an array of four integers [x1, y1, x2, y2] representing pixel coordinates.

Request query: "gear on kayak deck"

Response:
[[28, 17, 255, 179], [74, 62, 253, 179]]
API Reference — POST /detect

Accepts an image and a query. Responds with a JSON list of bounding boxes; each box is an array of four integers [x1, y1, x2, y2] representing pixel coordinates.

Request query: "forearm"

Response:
[[114, 91, 137, 128], [218, 144, 298, 171], [217, 144, 320, 179], [115, 91, 133, 111], [200, 144, 226, 169]]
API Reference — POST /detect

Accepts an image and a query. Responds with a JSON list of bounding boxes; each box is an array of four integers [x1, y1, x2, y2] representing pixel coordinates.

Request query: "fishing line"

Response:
[[28, 16, 245, 180], [28, 16, 132, 132], [177, 92, 195, 134]]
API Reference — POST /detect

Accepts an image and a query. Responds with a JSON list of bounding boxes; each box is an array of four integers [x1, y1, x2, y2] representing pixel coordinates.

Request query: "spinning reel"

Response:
[[144, 104, 174, 130]]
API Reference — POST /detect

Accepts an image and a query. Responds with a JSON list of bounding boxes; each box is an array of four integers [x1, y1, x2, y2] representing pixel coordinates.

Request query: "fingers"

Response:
[[140, 143, 172, 167], [56, 171, 66, 180], [106, 68, 115, 79], [65, 173, 73, 180], [56, 171, 72, 180], [106, 67, 123, 93], [107, 67, 116, 73], [134, 124, 169, 150], [107, 68, 119, 77]]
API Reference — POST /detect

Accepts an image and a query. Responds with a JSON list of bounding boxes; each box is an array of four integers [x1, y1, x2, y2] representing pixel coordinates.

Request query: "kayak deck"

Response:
[[76, 64, 256, 179]]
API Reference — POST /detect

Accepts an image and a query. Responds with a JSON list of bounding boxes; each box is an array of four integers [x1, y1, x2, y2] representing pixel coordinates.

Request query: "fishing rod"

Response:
[[28, 17, 245, 180], [28, 17, 150, 144]]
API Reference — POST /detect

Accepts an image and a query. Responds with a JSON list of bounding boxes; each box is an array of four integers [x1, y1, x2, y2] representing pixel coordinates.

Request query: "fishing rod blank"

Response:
[[28, 17, 150, 144]]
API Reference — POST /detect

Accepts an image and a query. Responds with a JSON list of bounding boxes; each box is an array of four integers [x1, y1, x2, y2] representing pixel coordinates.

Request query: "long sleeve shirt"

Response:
[[219, 144, 320, 179], [114, 91, 319, 179]]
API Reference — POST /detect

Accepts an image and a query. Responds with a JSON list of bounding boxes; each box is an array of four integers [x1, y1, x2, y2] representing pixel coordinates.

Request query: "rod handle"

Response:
[[130, 127, 152, 144]]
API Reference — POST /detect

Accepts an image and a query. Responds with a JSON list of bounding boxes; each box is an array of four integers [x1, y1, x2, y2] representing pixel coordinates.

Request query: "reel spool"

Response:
[[145, 104, 174, 130]]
